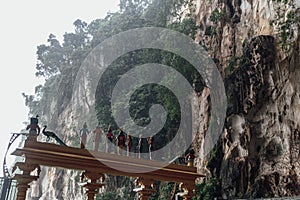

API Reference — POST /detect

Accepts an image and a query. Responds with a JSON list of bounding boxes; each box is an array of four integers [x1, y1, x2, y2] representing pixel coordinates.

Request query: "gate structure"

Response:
[[12, 135, 204, 200], [1, 132, 27, 200]]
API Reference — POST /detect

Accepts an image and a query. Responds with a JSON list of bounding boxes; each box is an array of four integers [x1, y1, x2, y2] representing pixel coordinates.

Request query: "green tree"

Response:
[[95, 191, 121, 200], [36, 34, 64, 78]]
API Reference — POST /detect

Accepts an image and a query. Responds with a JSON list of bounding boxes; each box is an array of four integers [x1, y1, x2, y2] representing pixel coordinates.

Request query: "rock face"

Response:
[[193, 0, 300, 198]]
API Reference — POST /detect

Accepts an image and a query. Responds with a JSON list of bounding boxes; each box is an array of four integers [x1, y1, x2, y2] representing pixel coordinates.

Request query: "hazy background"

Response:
[[0, 0, 119, 176]]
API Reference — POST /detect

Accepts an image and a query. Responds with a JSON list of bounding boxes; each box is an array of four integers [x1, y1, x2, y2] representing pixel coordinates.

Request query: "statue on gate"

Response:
[[185, 149, 195, 167], [106, 125, 114, 153], [126, 133, 132, 156], [26, 115, 40, 135], [93, 124, 103, 151], [147, 137, 154, 160], [117, 128, 126, 155], [80, 122, 89, 149]]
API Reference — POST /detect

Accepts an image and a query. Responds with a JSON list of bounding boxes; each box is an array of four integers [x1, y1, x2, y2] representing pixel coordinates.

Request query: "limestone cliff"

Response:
[[193, 0, 300, 198]]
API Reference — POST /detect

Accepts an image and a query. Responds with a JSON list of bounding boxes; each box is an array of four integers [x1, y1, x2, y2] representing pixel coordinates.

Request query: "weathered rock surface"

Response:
[[193, 0, 300, 198]]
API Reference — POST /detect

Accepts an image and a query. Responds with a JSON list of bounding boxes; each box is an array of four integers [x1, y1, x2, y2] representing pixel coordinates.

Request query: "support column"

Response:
[[80, 171, 105, 200], [13, 162, 40, 200], [133, 178, 155, 200], [15, 176, 37, 200], [13, 134, 40, 200], [178, 181, 196, 200]]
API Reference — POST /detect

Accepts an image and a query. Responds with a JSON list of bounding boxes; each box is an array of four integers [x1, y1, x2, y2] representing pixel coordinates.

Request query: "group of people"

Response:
[[79, 122, 155, 159]]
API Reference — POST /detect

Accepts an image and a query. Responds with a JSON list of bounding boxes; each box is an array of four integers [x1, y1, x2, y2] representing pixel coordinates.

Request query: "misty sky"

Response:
[[0, 0, 119, 176]]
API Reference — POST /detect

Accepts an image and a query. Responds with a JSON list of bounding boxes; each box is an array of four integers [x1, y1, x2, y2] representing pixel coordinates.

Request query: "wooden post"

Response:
[[15, 176, 37, 200], [13, 162, 40, 200], [179, 181, 196, 200], [13, 134, 40, 200], [81, 171, 105, 200], [16, 185, 29, 200], [134, 178, 155, 200], [85, 182, 102, 200]]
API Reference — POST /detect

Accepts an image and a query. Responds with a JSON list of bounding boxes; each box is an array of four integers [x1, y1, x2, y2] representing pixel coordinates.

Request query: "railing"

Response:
[[0, 178, 17, 200]]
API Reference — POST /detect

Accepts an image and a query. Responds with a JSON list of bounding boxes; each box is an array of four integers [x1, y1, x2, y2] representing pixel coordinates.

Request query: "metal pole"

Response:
[[0, 178, 12, 200], [11, 182, 17, 200]]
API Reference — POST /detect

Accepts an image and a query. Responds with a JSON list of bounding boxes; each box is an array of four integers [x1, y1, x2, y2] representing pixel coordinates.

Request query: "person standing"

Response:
[[80, 122, 89, 149], [93, 124, 103, 151]]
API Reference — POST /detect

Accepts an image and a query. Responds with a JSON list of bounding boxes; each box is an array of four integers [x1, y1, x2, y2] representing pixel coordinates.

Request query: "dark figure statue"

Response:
[[26, 115, 40, 135], [117, 128, 126, 155], [106, 125, 115, 153], [126, 133, 132, 156]]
